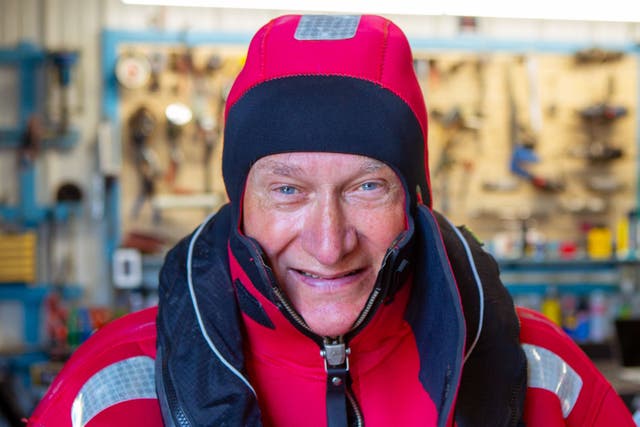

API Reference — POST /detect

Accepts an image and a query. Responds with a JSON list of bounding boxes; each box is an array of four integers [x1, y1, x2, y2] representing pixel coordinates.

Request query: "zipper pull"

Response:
[[321, 340, 351, 427], [321, 341, 350, 371]]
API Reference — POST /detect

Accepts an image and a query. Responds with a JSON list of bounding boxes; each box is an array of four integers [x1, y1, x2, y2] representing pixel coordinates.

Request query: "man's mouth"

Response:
[[295, 269, 362, 280]]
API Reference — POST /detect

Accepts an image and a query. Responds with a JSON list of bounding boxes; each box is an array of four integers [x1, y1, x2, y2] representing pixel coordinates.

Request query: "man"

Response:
[[155, 14, 634, 427]]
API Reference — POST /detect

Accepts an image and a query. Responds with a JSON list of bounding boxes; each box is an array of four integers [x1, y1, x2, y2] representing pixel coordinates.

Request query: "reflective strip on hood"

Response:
[[523, 343, 583, 418], [71, 356, 156, 427]]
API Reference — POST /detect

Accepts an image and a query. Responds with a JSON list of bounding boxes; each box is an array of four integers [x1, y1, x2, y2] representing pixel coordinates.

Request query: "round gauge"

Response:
[[115, 52, 151, 89]]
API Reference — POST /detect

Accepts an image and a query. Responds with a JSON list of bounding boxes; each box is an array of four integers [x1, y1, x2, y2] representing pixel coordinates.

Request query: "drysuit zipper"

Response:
[[271, 284, 315, 334], [346, 388, 364, 427], [349, 288, 381, 332], [322, 337, 362, 427]]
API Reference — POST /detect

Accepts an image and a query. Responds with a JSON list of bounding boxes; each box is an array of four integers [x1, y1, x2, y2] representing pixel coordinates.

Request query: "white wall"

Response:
[[5, 1, 639, 45], [1, 0, 639, 304]]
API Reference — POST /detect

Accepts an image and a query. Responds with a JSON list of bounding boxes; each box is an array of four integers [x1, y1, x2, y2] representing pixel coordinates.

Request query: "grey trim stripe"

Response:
[[70, 356, 156, 427], [523, 343, 583, 418], [442, 217, 485, 365], [186, 214, 256, 395]]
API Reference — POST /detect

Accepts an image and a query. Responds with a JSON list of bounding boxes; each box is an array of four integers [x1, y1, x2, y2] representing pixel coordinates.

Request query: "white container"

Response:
[[0, 301, 24, 350]]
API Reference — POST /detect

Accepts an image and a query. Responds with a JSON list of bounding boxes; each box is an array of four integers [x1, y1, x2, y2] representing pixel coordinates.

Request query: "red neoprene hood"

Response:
[[222, 15, 431, 208]]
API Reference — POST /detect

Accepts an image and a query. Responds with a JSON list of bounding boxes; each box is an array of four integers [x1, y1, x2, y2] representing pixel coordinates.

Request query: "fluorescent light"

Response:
[[121, 0, 448, 15], [121, 0, 639, 23]]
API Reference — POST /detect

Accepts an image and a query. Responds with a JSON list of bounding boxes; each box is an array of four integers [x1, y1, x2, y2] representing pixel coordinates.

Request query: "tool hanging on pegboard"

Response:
[[128, 106, 162, 223], [568, 73, 629, 198], [431, 107, 479, 213], [506, 58, 565, 193], [192, 53, 223, 194], [164, 102, 192, 190], [576, 75, 627, 163], [49, 51, 79, 135]]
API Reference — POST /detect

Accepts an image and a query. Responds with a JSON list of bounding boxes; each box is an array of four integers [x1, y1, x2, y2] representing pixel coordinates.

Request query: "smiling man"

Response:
[[155, 14, 634, 427], [243, 153, 405, 337]]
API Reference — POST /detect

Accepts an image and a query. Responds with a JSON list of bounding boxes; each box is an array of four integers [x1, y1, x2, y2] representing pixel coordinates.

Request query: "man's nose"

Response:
[[301, 195, 357, 266]]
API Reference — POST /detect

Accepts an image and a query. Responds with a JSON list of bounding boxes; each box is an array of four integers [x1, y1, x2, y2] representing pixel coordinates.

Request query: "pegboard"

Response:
[[116, 43, 245, 242], [416, 49, 638, 249], [115, 41, 638, 252]]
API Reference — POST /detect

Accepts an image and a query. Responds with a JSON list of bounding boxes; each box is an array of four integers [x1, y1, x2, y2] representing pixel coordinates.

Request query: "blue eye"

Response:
[[361, 182, 380, 191], [276, 185, 297, 195]]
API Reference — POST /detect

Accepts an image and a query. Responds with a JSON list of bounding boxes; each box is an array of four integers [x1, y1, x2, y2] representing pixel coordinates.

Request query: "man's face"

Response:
[[242, 152, 406, 337]]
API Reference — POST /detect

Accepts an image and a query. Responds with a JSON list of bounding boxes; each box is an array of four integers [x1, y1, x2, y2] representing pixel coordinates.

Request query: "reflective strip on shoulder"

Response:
[[71, 356, 156, 427], [522, 343, 583, 418]]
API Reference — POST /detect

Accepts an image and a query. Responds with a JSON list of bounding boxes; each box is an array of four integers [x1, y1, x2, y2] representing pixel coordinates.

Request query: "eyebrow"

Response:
[[360, 159, 384, 173]]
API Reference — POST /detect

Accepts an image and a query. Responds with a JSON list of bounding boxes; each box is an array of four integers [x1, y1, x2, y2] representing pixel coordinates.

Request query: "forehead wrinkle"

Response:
[[252, 154, 386, 178], [253, 158, 303, 177]]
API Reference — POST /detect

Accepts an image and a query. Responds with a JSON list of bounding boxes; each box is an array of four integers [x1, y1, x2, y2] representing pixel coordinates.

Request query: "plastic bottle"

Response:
[[628, 209, 639, 259], [77, 307, 93, 344], [572, 297, 591, 343], [589, 291, 608, 343], [615, 215, 630, 259], [541, 286, 562, 326], [67, 306, 79, 349]]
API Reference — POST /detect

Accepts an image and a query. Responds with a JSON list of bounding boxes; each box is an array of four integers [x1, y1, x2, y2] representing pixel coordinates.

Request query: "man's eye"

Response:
[[360, 181, 381, 191], [275, 185, 297, 195]]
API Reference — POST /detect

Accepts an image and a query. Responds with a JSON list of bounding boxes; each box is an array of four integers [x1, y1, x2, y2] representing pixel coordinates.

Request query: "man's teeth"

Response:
[[300, 270, 358, 279]]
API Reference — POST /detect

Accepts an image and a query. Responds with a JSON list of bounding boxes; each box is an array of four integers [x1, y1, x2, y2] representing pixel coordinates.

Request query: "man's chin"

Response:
[[286, 282, 376, 337], [302, 309, 359, 337]]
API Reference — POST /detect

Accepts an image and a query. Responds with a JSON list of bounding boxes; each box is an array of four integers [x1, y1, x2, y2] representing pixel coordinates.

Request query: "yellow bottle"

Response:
[[587, 226, 612, 260], [541, 286, 562, 326], [616, 216, 630, 259]]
